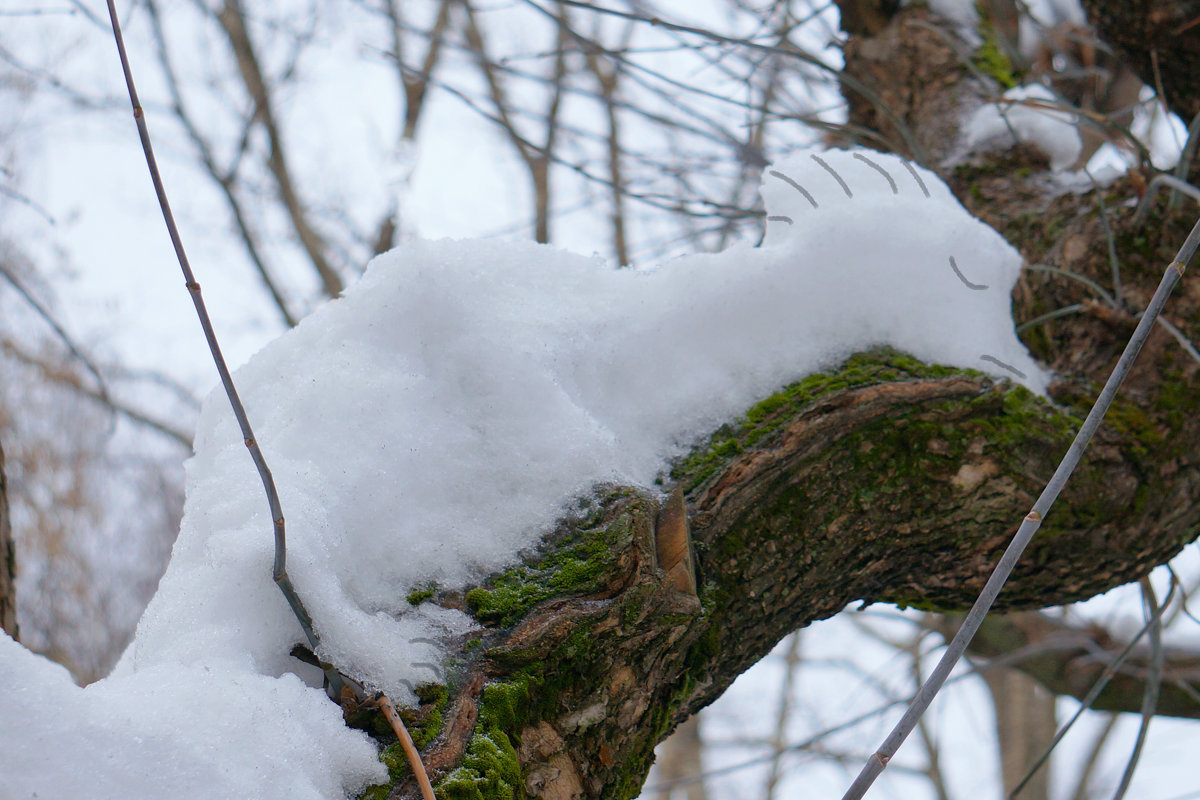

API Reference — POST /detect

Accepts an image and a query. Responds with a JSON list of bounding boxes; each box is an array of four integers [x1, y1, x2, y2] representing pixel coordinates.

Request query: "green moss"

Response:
[[409, 683, 450, 749], [357, 783, 395, 800], [353, 682, 451, 798], [972, 35, 1018, 88], [407, 583, 437, 606], [434, 676, 538, 800], [972, 2, 1019, 88], [671, 348, 972, 492], [466, 501, 636, 627]]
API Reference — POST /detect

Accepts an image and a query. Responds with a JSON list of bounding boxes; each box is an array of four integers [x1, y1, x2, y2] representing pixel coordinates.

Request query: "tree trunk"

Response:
[[1081, 0, 1200, 124], [0, 436, 18, 641], [979, 617, 1058, 800]]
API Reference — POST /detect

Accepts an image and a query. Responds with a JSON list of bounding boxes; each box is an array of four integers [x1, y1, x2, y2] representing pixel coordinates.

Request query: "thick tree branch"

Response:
[[953, 610, 1200, 719]]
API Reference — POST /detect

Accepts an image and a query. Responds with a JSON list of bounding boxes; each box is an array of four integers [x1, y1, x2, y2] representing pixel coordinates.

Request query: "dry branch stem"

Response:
[[375, 693, 436, 800], [104, 0, 342, 695]]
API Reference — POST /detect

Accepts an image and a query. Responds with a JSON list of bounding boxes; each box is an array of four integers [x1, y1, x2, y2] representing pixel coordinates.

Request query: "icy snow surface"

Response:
[[1, 147, 1047, 798], [965, 84, 1084, 170]]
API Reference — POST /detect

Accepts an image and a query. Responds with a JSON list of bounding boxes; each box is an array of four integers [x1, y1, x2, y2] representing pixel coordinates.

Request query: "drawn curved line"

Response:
[[899, 158, 931, 198], [768, 170, 818, 208], [810, 155, 852, 197], [853, 153, 897, 194], [948, 256, 989, 290], [767, 215, 794, 225], [980, 355, 1027, 379], [411, 661, 444, 676]]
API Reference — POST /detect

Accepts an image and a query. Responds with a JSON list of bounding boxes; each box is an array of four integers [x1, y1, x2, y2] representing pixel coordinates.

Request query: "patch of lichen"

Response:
[[670, 348, 973, 492], [465, 494, 640, 627]]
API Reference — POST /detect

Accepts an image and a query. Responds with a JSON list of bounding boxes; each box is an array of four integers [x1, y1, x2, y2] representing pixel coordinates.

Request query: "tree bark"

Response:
[[0, 436, 18, 641], [1081, 0, 1200, 124], [372, 334, 1200, 798]]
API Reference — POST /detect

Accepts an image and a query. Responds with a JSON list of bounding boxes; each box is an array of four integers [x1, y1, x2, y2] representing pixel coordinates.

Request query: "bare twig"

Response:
[[842, 214, 1200, 800], [104, 0, 337, 692], [1110, 578, 1166, 800], [1133, 173, 1200, 228], [1007, 580, 1177, 798], [143, 0, 298, 328], [1068, 714, 1119, 800], [0, 339, 193, 447], [214, 0, 344, 299], [0, 261, 110, 409], [374, 693, 437, 800]]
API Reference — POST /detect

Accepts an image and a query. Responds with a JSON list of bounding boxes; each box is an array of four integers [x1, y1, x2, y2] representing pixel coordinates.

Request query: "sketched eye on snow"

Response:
[[948, 256, 989, 290], [762, 151, 1029, 381]]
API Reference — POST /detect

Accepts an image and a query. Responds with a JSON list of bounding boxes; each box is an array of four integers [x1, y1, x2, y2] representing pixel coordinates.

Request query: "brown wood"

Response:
[[0, 437, 17, 641]]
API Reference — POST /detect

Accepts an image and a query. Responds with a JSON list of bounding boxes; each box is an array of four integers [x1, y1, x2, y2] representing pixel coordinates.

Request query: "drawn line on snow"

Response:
[[810, 154, 853, 197], [767, 215, 794, 225], [948, 256, 989, 290], [411, 661, 444, 677], [899, 158, 931, 197], [980, 355, 1027, 379], [853, 153, 897, 194], [411, 638, 440, 645], [768, 170, 818, 208]]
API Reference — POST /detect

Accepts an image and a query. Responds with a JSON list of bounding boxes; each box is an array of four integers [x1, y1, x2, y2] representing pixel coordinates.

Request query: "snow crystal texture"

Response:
[[1, 147, 1047, 799]]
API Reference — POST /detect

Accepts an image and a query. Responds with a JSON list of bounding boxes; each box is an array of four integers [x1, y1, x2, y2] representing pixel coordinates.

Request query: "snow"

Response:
[[0, 146, 1047, 798], [965, 84, 1084, 171]]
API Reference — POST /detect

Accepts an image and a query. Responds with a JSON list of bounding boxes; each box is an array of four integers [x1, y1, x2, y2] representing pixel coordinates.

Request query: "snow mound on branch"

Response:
[[0, 146, 1047, 799], [965, 84, 1084, 171]]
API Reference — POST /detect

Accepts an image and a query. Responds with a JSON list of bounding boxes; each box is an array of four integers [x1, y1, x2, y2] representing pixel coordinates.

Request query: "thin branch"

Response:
[[0, 340, 193, 447], [105, 0, 334, 689], [1110, 577, 1165, 800], [215, 0, 344, 299], [1007, 580, 1178, 799], [1068, 714, 1119, 800], [143, 0, 298, 328], [523, 0, 927, 161], [374, 693, 437, 800], [0, 261, 110, 409]]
